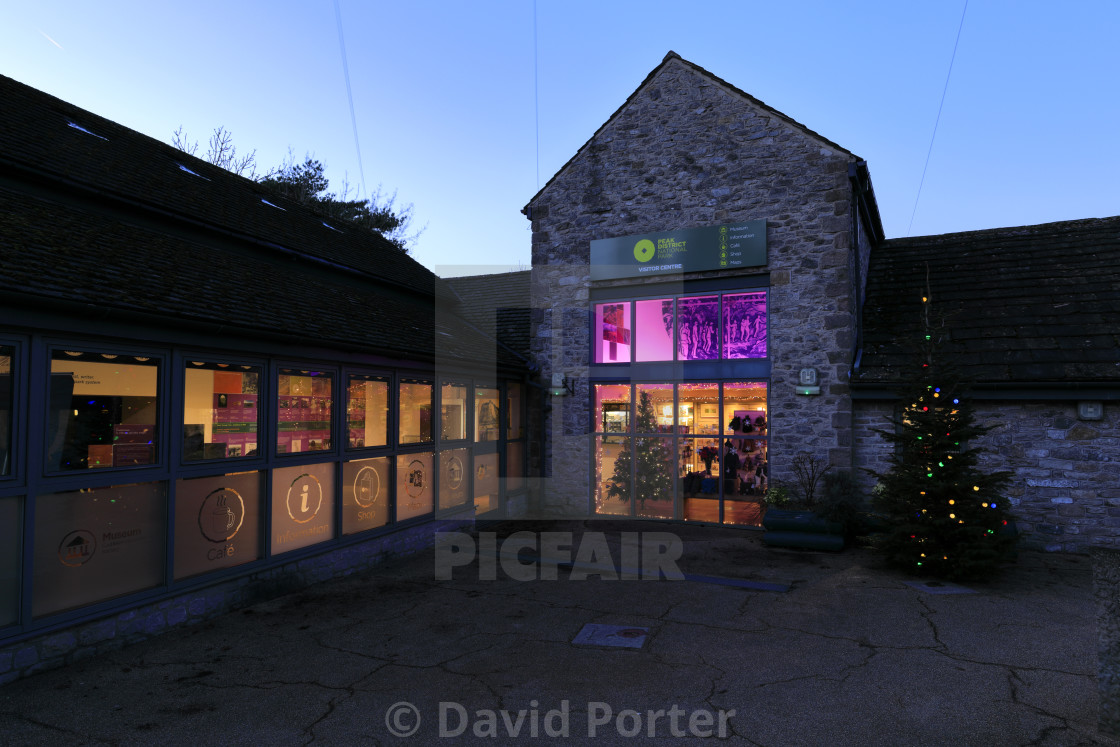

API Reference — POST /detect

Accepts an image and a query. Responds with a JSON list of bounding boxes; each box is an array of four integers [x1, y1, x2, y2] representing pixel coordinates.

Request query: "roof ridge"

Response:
[[522, 51, 856, 212], [883, 214, 1120, 247]]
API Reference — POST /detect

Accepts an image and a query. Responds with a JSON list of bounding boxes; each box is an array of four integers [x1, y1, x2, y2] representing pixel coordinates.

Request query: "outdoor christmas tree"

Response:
[[869, 291, 1015, 581], [607, 391, 672, 508]]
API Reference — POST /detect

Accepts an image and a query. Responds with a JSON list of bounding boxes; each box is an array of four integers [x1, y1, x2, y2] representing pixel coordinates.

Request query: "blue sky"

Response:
[[3, 1, 1117, 276]]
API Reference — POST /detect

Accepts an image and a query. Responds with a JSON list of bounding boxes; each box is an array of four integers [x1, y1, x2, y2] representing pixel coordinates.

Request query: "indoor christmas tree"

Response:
[[869, 290, 1015, 581], [607, 391, 672, 509]]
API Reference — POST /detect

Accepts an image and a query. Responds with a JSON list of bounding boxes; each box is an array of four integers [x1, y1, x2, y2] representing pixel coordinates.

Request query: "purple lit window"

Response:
[[676, 296, 719, 360], [635, 299, 674, 362], [594, 302, 631, 363], [722, 292, 767, 359]]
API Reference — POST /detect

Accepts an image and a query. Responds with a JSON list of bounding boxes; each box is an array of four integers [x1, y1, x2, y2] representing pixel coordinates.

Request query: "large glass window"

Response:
[[174, 471, 261, 579], [342, 457, 390, 534], [271, 462, 334, 554], [595, 384, 631, 435], [399, 380, 433, 445], [440, 382, 468, 441], [347, 375, 389, 449], [593, 381, 767, 525], [594, 302, 631, 363], [0, 346, 11, 476], [439, 448, 470, 510], [594, 290, 767, 363], [48, 351, 159, 470], [677, 296, 719, 361], [474, 386, 499, 442], [594, 435, 630, 516], [473, 452, 499, 514], [184, 362, 260, 461], [635, 299, 674, 362], [396, 452, 433, 520], [506, 383, 523, 440], [723, 292, 767, 359], [505, 442, 524, 493], [33, 481, 167, 617], [0, 496, 20, 626], [277, 369, 332, 454]]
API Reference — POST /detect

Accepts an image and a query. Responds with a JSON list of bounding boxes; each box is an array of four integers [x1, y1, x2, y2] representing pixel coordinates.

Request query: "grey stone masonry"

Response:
[[1093, 547, 1120, 738], [854, 400, 1119, 553], [973, 401, 1120, 553], [527, 54, 863, 513], [0, 518, 471, 685]]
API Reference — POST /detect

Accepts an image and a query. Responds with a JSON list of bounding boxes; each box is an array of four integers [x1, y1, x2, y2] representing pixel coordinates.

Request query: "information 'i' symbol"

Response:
[[633, 239, 655, 263]]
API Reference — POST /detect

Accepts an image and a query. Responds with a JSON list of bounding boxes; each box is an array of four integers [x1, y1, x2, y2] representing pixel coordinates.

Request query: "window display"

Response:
[[594, 435, 630, 516], [342, 457, 390, 534], [396, 452, 433, 520], [271, 462, 334, 554], [347, 375, 388, 449], [594, 302, 631, 363], [677, 296, 719, 360], [174, 471, 261, 579], [441, 383, 468, 441], [33, 481, 166, 617], [593, 381, 768, 526], [48, 351, 159, 470], [399, 380, 433, 445], [474, 386, 499, 442], [723, 292, 767, 359], [594, 384, 631, 437], [594, 289, 767, 363], [277, 370, 332, 454], [184, 363, 260, 461]]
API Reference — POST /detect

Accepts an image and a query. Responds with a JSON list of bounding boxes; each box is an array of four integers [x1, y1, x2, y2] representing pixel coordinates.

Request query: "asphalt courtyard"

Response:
[[0, 520, 1111, 746]]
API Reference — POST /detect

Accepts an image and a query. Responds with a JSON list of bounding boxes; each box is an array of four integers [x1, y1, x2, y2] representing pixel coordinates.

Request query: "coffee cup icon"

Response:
[[211, 493, 236, 536]]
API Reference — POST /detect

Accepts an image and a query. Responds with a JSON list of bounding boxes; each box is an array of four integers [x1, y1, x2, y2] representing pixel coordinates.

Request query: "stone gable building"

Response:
[[525, 51, 881, 522], [524, 51, 1118, 549]]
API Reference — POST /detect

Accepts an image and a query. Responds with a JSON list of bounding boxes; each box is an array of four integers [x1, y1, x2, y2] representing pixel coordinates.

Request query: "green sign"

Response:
[[590, 221, 766, 280]]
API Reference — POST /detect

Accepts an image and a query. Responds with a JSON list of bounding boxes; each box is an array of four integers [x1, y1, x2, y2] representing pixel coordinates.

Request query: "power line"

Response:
[[534, 0, 540, 193], [907, 0, 968, 237], [334, 0, 367, 199]]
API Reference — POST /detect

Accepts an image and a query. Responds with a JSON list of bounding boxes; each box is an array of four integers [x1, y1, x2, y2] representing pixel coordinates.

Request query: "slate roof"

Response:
[[445, 271, 532, 363], [855, 216, 1120, 388], [0, 74, 448, 301], [0, 74, 519, 369]]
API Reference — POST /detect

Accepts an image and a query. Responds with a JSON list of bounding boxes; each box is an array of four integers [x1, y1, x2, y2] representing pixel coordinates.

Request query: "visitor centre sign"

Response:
[[590, 221, 767, 280]]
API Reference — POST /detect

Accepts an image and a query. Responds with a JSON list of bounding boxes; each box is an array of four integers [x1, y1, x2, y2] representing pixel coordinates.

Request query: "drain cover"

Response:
[[572, 624, 650, 649]]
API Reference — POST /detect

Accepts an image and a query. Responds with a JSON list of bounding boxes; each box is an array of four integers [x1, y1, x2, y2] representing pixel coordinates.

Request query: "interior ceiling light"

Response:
[[66, 121, 107, 140], [100, 354, 118, 359]]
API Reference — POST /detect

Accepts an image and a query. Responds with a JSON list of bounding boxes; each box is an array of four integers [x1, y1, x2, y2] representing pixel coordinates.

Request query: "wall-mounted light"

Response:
[[550, 372, 575, 397], [1078, 401, 1104, 421], [797, 367, 820, 395]]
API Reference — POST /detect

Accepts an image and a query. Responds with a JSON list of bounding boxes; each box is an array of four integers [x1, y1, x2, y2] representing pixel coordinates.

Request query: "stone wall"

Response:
[[853, 399, 1119, 552], [0, 518, 471, 685], [853, 400, 894, 494], [528, 56, 861, 513]]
